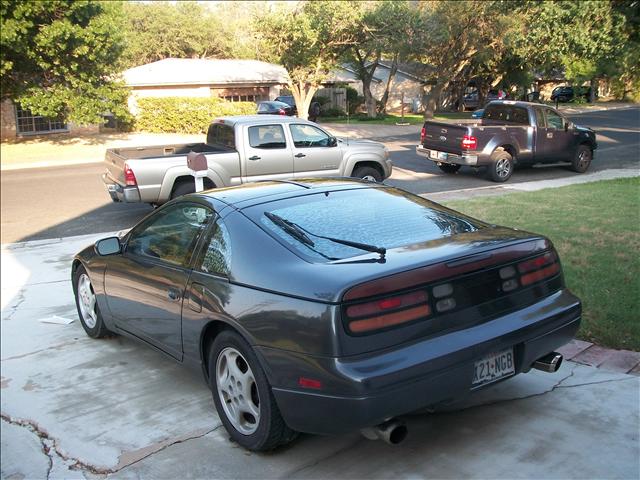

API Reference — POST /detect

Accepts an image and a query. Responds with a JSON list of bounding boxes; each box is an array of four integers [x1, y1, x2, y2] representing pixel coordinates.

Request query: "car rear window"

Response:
[[206, 123, 235, 150], [483, 105, 529, 125], [246, 188, 484, 262]]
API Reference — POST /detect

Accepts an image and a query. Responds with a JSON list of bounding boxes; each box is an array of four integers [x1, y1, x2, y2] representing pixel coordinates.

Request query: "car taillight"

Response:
[[420, 126, 426, 143], [499, 250, 561, 290], [461, 134, 477, 150], [278, 108, 286, 115], [124, 163, 137, 186], [345, 290, 430, 334]]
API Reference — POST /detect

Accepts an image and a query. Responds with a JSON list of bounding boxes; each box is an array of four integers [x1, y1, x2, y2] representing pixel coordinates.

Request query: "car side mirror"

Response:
[[328, 136, 337, 147], [564, 121, 571, 132], [95, 237, 121, 256]]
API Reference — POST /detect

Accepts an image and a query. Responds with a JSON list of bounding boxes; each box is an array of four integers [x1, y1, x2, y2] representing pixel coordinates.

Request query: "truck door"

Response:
[[243, 124, 294, 182], [287, 123, 343, 178], [538, 108, 573, 162]]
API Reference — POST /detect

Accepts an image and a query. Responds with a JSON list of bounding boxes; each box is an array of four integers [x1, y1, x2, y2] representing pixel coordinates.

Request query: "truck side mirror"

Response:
[[564, 121, 571, 132], [328, 136, 338, 147], [95, 237, 121, 256]]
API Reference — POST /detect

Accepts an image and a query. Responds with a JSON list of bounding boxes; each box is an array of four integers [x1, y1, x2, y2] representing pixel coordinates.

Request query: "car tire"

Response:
[[73, 265, 112, 338], [353, 166, 383, 182], [171, 181, 195, 200], [487, 150, 514, 182], [438, 163, 461, 174], [570, 145, 592, 173], [209, 330, 297, 451]]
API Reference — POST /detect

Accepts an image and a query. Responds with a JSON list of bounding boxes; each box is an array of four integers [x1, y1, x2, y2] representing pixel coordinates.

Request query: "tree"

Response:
[[120, 2, 233, 68], [415, 1, 509, 118], [256, 1, 360, 120], [1, 0, 130, 125]]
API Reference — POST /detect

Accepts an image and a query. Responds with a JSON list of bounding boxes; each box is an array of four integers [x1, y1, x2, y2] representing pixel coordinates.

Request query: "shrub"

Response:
[[345, 86, 363, 115], [134, 97, 256, 133], [321, 107, 346, 117]]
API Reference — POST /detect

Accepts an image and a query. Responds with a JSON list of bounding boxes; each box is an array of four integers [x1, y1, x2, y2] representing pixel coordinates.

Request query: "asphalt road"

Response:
[[1, 107, 638, 244]]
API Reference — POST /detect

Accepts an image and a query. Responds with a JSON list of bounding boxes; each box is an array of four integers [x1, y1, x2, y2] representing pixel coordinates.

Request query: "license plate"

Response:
[[472, 348, 515, 387], [437, 151, 448, 161]]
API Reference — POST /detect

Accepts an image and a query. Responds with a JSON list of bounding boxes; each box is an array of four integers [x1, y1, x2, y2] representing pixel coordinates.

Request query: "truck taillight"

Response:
[[461, 134, 477, 150], [420, 127, 426, 143], [124, 163, 137, 186]]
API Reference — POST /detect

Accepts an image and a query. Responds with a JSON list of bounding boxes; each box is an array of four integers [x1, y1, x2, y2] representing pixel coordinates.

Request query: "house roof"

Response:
[[122, 58, 290, 87]]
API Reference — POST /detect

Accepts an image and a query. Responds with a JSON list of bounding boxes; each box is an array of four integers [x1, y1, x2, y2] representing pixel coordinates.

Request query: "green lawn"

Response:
[[320, 111, 473, 125], [443, 177, 640, 351]]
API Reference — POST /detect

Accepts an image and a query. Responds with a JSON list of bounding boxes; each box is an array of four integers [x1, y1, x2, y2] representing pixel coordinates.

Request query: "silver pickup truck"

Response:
[[103, 115, 392, 205]]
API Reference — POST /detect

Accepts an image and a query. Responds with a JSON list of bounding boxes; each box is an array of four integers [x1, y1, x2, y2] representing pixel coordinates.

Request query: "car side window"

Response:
[[248, 125, 286, 149], [533, 107, 546, 128], [127, 203, 213, 267], [289, 124, 331, 148], [196, 217, 232, 276], [545, 109, 564, 130]]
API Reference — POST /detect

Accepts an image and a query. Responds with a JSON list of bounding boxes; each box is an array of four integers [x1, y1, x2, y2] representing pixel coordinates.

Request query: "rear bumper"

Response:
[[102, 171, 141, 203], [266, 289, 581, 435], [416, 144, 486, 167]]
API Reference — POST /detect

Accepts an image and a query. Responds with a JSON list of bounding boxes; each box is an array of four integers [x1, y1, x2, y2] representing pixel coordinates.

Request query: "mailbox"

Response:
[[187, 151, 208, 172]]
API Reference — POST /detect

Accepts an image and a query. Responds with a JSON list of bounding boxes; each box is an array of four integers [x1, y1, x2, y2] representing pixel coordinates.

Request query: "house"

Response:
[[1, 99, 99, 140], [122, 58, 290, 114]]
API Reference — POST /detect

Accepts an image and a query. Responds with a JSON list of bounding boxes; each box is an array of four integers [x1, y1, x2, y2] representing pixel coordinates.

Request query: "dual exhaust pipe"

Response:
[[360, 351, 563, 445]]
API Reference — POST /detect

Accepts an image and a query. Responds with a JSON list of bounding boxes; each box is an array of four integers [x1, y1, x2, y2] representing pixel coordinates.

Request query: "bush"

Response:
[[134, 97, 256, 133], [321, 107, 346, 117], [345, 86, 363, 115]]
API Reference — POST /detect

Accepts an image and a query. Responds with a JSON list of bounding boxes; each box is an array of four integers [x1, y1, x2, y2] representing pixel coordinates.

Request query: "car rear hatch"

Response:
[[421, 120, 469, 155], [337, 232, 564, 356]]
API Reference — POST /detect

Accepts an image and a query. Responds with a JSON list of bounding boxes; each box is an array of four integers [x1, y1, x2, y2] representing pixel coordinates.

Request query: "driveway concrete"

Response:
[[1, 233, 639, 479]]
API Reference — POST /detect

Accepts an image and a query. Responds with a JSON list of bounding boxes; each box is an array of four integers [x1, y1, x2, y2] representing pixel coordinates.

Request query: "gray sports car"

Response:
[[72, 179, 581, 451]]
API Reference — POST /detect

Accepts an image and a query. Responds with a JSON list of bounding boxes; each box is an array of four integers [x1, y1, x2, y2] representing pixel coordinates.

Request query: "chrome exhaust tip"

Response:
[[361, 419, 408, 445], [532, 352, 563, 373]]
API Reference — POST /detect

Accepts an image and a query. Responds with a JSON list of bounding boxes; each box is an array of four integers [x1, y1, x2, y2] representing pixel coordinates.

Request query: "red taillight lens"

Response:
[[346, 290, 430, 334], [517, 251, 560, 286], [420, 127, 426, 143], [279, 108, 286, 115], [461, 134, 477, 150], [124, 163, 137, 186]]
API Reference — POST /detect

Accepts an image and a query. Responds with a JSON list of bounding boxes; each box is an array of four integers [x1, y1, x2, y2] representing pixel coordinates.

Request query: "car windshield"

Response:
[[247, 188, 484, 262]]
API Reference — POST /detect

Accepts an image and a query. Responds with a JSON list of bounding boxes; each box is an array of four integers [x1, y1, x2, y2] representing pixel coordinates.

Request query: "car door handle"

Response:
[[248, 155, 261, 161], [546, 132, 553, 139], [167, 288, 181, 301], [295, 153, 306, 158]]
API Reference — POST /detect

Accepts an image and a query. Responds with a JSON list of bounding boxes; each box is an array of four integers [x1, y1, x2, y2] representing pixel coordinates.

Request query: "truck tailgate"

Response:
[[104, 149, 127, 185], [422, 121, 469, 155]]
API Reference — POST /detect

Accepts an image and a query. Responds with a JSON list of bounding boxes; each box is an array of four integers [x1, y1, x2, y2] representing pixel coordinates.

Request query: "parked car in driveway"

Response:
[[73, 179, 581, 451], [461, 89, 508, 110], [550, 85, 594, 103], [417, 100, 597, 182], [102, 115, 391, 205], [257, 100, 295, 116]]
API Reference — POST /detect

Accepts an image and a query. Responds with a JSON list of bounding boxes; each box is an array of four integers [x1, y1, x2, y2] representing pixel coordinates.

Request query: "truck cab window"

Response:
[[545, 109, 564, 130], [248, 125, 286, 149]]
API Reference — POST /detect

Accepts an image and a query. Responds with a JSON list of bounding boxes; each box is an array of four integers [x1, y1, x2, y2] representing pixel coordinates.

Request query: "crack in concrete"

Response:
[[0, 411, 221, 476], [2, 289, 26, 321], [281, 436, 364, 478]]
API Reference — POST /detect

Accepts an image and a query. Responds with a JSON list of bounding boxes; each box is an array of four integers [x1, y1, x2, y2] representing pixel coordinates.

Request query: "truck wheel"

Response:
[[353, 166, 382, 182], [209, 330, 297, 451], [171, 181, 195, 199], [438, 163, 461, 174], [570, 145, 592, 173], [487, 151, 513, 182]]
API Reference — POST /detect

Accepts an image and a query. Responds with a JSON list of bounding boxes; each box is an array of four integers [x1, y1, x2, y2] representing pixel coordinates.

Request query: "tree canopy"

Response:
[[0, 0, 130, 125]]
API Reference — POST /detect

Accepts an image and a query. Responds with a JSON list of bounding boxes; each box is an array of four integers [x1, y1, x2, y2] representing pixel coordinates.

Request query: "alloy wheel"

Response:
[[77, 274, 97, 328]]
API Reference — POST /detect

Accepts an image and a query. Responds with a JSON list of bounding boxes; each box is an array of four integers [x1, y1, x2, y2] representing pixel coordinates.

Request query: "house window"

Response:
[[222, 94, 260, 103], [15, 105, 68, 135]]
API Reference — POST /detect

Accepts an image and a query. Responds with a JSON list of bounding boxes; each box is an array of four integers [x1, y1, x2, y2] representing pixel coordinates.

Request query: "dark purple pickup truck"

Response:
[[416, 101, 598, 182]]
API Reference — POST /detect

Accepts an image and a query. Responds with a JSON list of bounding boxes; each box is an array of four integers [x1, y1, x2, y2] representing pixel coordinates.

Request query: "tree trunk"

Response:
[[290, 81, 317, 121], [362, 76, 377, 118], [589, 78, 597, 103], [379, 55, 399, 115], [423, 82, 444, 119]]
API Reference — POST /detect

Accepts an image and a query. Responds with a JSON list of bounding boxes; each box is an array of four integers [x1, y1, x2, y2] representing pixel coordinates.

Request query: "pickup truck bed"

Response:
[[416, 101, 597, 182]]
